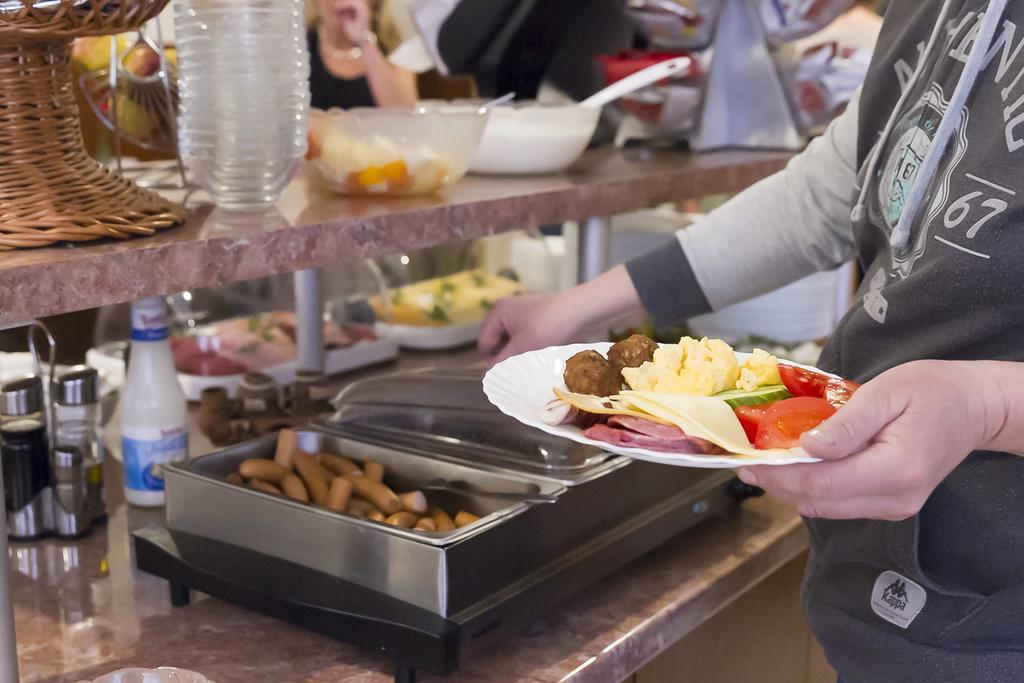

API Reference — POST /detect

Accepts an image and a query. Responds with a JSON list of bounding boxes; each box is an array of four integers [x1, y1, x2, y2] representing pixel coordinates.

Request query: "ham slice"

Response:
[[584, 416, 726, 455], [606, 415, 687, 440]]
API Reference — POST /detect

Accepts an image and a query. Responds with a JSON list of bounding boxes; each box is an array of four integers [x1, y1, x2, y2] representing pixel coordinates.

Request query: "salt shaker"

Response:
[[51, 445, 90, 539], [54, 366, 106, 523]]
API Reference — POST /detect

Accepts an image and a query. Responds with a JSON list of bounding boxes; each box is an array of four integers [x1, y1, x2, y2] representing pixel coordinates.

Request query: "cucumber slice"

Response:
[[715, 385, 792, 408]]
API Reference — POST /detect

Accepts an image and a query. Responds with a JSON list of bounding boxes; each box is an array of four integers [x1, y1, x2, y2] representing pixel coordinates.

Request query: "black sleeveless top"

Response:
[[308, 30, 376, 110]]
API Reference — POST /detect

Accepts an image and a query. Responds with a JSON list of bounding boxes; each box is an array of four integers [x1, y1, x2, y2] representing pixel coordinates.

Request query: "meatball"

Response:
[[608, 334, 658, 374], [564, 350, 621, 397]]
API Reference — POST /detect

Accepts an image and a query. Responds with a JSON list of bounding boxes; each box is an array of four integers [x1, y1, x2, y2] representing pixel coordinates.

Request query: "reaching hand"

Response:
[[478, 265, 645, 365], [479, 293, 587, 364], [737, 360, 1003, 521]]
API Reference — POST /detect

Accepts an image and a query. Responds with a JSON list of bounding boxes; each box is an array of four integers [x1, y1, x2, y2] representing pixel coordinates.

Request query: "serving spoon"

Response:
[[579, 55, 694, 109]]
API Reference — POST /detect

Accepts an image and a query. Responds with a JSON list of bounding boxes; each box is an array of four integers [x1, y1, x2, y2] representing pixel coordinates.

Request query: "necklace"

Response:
[[318, 28, 377, 61]]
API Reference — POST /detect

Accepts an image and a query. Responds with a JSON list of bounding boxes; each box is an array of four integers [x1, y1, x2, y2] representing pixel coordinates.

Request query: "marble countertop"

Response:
[[15, 469, 804, 683], [0, 148, 791, 327]]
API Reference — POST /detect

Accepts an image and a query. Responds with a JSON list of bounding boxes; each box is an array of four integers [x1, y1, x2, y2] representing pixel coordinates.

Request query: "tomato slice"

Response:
[[754, 397, 837, 450], [824, 377, 861, 407], [777, 364, 830, 399], [734, 403, 776, 444]]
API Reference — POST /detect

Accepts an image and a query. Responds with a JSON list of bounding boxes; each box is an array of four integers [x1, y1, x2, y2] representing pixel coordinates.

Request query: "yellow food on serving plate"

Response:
[[736, 348, 783, 391], [371, 269, 521, 327], [620, 391, 789, 458], [622, 336, 738, 395], [552, 387, 673, 425], [307, 124, 451, 196], [621, 337, 781, 395]]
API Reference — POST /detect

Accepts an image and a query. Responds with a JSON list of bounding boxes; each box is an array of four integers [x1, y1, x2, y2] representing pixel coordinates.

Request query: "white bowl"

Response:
[[305, 105, 489, 196], [467, 103, 600, 176], [82, 667, 212, 683]]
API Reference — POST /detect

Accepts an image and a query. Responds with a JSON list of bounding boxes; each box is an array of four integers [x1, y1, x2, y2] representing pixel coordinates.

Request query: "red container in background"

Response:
[[596, 50, 704, 129]]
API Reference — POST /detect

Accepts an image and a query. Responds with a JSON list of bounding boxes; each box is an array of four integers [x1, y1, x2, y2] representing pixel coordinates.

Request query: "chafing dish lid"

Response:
[[321, 367, 612, 478]]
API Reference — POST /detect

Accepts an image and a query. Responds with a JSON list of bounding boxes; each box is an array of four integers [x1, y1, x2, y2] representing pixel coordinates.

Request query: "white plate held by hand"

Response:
[[482, 342, 823, 469]]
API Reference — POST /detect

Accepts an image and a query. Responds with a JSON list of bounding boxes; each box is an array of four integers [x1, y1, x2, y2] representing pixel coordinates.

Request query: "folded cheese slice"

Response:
[[620, 391, 792, 459], [552, 387, 674, 425]]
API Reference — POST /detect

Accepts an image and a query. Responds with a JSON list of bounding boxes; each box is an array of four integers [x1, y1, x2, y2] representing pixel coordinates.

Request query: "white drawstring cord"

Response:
[[889, 0, 1009, 249], [850, 0, 955, 225]]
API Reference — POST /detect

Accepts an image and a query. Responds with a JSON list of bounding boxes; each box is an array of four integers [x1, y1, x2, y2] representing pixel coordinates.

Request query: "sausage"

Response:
[[346, 498, 377, 518], [317, 463, 337, 483], [414, 517, 437, 532], [397, 491, 428, 515], [324, 477, 353, 512], [238, 459, 289, 483], [454, 510, 480, 528], [430, 507, 456, 532], [274, 428, 299, 469], [279, 473, 309, 502], [366, 509, 386, 522], [363, 461, 384, 483], [384, 511, 419, 528], [349, 475, 401, 515], [294, 451, 329, 505], [319, 453, 362, 478], [224, 472, 244, 486], [248, 479, 282, 496]]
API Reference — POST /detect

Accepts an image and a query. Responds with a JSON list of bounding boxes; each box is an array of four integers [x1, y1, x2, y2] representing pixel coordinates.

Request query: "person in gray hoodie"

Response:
[[481, 1, 1024, 679]]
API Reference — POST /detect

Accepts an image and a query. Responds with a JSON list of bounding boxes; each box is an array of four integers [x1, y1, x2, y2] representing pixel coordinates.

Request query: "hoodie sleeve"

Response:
[[626, 86, 861, 329]]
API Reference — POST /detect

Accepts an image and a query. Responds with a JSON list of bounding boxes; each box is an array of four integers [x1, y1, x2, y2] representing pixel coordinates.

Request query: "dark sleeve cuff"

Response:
[[625, 238, 712, 329]]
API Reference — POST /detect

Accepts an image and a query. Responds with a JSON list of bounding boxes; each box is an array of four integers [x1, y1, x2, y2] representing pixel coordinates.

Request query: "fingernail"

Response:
[[804, 426, 836, 447], [737, 468, 757, 486]]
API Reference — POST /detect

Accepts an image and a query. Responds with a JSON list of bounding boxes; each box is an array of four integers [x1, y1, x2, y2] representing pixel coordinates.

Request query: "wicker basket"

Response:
[[0, 0, 182, 250]]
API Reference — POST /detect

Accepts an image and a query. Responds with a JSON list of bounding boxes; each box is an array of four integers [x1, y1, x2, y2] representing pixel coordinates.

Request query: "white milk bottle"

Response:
[[120, 296, 188, 507]]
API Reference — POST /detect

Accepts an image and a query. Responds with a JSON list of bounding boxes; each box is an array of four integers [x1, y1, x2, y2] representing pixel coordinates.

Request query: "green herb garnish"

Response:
[[428, 305, 451, 323]]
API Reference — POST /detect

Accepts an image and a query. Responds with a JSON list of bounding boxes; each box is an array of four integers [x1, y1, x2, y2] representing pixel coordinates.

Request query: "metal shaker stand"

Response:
[[690, 0, 803, 150]]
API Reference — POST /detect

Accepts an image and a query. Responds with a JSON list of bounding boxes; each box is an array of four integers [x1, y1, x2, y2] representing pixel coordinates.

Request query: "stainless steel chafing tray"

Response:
[[164, 430, 564, 615], [146, 365, 746, 678]]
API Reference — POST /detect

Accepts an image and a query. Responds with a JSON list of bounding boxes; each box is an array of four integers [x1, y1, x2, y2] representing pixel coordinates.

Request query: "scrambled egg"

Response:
[[622, 337, 738, 395], [621, 337, 781, 395], [736, 348, 783, 391]]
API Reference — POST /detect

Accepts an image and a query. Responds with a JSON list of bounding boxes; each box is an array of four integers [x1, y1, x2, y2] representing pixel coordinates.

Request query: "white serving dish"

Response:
[[375, 321, 481, 351], [82, 668, 212, 683], [467, 103, 600, 175], [87, 336, 398, 402]]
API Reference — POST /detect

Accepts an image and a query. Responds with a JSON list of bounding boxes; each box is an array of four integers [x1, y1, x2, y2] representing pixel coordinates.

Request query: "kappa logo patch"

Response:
[[871, 570, 927, 629]]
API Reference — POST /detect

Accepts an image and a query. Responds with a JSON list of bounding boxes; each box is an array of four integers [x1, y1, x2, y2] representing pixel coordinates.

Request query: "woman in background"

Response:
[[309, 0, 417, 109]]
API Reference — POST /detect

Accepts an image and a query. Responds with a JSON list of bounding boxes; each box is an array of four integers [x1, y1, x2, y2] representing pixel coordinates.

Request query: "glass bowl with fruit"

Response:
[[304, 105, 489, 197]]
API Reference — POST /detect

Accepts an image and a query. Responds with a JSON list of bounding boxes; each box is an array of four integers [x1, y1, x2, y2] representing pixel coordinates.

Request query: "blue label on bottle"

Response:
[[122, 428, 188, 492], [131, 327, 169, 342]]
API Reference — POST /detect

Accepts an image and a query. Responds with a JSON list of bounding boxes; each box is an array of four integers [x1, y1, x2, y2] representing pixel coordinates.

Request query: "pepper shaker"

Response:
[[1, 376, 51, 540], [51, 445, 90, 539]]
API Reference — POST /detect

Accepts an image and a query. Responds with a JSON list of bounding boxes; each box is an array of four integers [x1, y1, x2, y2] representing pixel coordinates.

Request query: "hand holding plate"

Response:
[[737, 360, 990, 521]]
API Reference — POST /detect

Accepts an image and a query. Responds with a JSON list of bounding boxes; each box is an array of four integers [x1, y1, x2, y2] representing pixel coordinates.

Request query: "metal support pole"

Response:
[[294, 268, 325, 372], [576, 216, 612, 284], [0, 468, 20, 682]]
